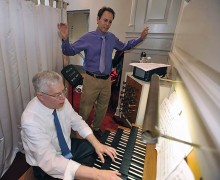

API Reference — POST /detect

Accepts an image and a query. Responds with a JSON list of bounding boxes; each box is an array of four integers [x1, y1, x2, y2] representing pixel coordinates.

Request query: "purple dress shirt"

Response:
[[62, 29, 142, 75]]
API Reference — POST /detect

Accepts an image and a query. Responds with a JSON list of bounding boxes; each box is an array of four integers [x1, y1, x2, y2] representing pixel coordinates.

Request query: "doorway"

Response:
[[67, 10, 90, 66]]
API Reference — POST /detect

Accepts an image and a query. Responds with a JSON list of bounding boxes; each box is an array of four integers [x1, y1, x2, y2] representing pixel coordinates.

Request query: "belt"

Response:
[[86, 71, 109, 80]]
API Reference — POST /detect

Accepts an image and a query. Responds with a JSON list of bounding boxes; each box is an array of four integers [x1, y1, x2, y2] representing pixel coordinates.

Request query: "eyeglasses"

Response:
[[40, 87, 68, 99]]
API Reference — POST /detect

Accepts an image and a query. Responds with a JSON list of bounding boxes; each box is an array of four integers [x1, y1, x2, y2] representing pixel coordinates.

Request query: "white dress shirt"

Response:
[[21, 97, 93, 179]]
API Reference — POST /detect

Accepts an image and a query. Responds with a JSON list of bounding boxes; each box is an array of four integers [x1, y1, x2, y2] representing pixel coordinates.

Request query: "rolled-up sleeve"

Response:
[[21, 98, 90, 179], [64, 160, 81, 180]]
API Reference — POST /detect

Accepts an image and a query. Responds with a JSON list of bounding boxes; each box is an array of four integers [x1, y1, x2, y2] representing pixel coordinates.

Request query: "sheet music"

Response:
[[166, 160, 195, 180], [156, 91, 193, 180], [129, 63, 170, 71]]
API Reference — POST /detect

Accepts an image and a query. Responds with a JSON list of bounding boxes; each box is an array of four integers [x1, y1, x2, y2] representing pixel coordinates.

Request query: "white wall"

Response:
[[67, 0, 132, 42], [169, 0, 220, 179]]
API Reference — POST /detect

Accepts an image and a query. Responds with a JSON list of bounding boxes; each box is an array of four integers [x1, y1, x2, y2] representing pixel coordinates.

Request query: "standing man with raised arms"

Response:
[[58, 6, 149, 137]]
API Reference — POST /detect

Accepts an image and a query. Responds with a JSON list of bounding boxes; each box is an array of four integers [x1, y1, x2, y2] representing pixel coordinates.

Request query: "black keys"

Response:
[[93, 126, 146, 180]]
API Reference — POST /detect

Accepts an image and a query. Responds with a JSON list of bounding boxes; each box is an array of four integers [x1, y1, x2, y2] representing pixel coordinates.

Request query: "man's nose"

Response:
[[106, 21, 111, 26]]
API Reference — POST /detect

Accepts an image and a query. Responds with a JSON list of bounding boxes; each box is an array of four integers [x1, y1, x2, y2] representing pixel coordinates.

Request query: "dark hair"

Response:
[[97, 7, 115, 19]]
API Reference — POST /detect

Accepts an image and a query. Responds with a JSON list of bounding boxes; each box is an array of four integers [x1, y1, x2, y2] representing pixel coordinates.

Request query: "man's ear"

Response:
[[97, 16, 99, 24], [36, 92, 47, 106], [36, 92, 43, 100]]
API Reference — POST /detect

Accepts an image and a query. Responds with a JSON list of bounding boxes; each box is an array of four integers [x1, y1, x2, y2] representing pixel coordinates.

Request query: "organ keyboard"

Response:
[[92, 125, 157, 180]]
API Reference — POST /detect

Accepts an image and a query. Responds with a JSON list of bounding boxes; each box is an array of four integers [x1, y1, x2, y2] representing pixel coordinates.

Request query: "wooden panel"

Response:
[[19, 167, 37, 180], [143, 144, 157, 180], [146, 0, 171, 22], [119, 76, 142, 126], [185, 149, 201, 180], [131, 0, 182, 33], [125, 75, 143, 124]]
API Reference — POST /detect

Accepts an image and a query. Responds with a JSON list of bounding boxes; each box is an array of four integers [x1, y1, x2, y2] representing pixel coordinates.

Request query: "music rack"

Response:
[[61, 64, 83, 106]]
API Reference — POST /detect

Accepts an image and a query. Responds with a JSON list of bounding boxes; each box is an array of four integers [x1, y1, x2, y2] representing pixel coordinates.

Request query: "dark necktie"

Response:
[[53, 110, 73, 159], [99, 36, 106, 73]]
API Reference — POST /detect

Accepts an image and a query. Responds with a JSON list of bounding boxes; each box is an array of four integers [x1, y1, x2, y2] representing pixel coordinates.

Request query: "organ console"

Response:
[[114, 73, 170, 128], [92, 0, 220, 179], [90, 74, 160, 180], [92, 73, 200, 180], [92, 125, 157, 180]]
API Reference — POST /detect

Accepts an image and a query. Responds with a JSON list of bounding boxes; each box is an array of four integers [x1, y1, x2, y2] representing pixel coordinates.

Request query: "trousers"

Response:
[[32, 138, 96, 180], [79, 73, 111, 129]]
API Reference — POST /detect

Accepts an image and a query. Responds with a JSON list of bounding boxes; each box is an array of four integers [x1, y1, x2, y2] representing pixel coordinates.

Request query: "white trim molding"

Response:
[[169, 48, 220, 148]]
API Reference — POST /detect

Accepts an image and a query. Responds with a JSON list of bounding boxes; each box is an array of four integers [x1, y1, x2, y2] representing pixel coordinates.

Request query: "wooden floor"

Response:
[[19, 167, 36, 180]]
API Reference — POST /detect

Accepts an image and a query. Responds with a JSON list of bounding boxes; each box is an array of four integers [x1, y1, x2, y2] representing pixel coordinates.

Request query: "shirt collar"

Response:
[[95, 28, 108, 38], [35, 97, 55, 115]]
